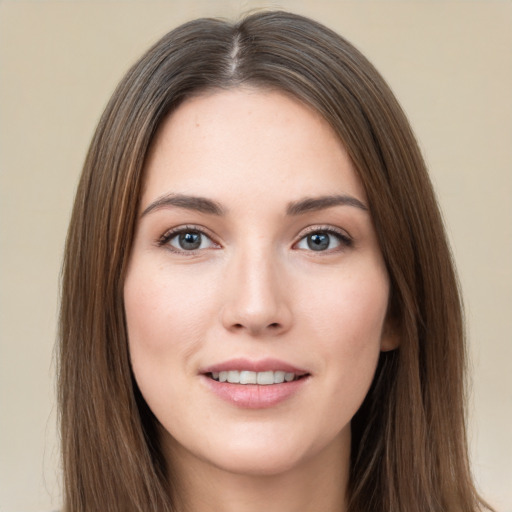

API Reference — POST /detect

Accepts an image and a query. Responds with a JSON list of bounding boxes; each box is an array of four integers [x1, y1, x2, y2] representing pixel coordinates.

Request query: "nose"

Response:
[[220, 247, 293, 337]]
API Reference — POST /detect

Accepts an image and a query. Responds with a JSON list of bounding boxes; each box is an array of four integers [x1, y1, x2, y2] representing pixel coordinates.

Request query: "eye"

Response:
[[159, 227, 218, 252], [295, 229, 352, 252]]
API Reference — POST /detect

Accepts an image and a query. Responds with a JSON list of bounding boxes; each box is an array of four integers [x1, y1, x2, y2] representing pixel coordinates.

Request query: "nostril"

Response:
[[230, 322, 281, 333]]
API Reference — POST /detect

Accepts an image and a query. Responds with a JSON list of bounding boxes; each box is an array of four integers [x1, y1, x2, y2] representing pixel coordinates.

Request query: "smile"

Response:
[[208, 370, 304, 385], [200, 358, 311, 408]]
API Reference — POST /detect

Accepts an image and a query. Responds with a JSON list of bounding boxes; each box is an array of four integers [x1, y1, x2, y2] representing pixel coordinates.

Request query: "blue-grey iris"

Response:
[[179, 232, 201, 250], [307, 233, 329, 251]]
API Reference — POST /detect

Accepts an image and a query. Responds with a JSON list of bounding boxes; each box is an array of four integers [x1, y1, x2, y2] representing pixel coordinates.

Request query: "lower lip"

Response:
[[201, 375, 309, 409]]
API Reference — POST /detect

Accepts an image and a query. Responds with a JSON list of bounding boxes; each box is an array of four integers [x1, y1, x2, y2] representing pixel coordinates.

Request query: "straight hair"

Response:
[[59, 10, 492, 512]]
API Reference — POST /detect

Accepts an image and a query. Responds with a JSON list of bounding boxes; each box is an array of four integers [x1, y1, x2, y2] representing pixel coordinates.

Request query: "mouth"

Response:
[[207, 370, 308, 385], [200, 358, 311, 407]]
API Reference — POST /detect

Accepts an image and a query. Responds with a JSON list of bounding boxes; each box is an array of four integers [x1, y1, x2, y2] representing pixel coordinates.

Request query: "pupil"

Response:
[[179, 232, 201, 250], [307, 233, 329, 251]]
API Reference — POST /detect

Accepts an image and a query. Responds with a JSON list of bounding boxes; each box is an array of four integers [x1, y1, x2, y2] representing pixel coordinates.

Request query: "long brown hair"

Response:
[[59, 10, 491, 512]]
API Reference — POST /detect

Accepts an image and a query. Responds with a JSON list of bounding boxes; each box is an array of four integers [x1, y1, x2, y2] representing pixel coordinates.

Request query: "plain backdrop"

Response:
[[0, 1, 511, 511]]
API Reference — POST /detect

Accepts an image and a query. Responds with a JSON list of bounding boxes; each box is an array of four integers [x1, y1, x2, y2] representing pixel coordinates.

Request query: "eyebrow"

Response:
[[141, 192, 368, 218], [286, 195, 368, 215], [141, 193, 225, 217]]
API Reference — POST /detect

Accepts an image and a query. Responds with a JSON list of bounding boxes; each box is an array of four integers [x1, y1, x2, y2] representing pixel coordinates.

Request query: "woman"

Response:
[[59, 10, 492, 512]]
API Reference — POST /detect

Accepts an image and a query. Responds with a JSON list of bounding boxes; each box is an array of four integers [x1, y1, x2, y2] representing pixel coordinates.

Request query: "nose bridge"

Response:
[[221, 239, 291, 335]]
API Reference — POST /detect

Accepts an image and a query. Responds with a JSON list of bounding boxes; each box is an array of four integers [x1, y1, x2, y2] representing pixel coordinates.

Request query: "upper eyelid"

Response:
[[295, 224, 352, 240], [162, 224, 214, 237]]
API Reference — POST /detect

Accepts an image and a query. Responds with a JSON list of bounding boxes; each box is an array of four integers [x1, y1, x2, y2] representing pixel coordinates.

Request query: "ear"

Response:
[[380, 316, 400, 352]]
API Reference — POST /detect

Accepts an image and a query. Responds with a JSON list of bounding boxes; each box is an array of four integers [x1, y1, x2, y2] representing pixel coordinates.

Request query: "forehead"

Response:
[[142, 87, 366, 208]]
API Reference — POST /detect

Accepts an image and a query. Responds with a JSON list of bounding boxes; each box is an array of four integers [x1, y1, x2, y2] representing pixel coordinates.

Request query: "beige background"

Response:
[[0, 1, 511, 511]]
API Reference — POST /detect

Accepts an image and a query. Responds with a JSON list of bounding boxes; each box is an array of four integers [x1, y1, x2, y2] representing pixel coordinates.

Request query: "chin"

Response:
[[162, 419, 349, 479], [208, 445, 308, 477]]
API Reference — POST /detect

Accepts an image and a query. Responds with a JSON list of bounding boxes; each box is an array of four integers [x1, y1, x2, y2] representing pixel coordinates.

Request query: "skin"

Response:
[[124, 88, 397, 512]]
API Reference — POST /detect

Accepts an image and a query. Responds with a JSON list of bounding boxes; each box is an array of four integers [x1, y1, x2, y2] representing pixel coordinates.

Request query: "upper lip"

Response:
[[200, 358, 309, 375]]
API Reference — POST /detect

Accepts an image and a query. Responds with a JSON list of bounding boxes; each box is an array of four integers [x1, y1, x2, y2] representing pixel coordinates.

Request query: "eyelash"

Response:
[[157, 225, 219, 254], [156, 225, 353, 254], [294, 225, 353, 252]]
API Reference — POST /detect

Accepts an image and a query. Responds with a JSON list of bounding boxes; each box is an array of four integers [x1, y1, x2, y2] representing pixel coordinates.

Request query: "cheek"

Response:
[[123, 263, 216, 404], [123, 264, 214, 436], [124, 263, 215, 354], [298, 265, 389, 403], [300, 262, 389, 348]]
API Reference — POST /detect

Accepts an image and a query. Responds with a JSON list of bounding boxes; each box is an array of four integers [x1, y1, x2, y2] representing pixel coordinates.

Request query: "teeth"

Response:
[[257, 371, 274, 385], [274, 371, 285, 384], [227, 370, 240, 383], [240, 370, 257, 384], [210, 370, 301, 384]]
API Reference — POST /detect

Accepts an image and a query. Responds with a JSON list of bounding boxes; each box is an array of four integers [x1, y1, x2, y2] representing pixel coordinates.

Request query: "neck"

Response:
[[163, 430, 350, 512]]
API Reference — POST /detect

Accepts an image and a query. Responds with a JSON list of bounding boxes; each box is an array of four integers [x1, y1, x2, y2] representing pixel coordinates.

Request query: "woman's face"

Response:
[[124, 88, 395, 477]]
